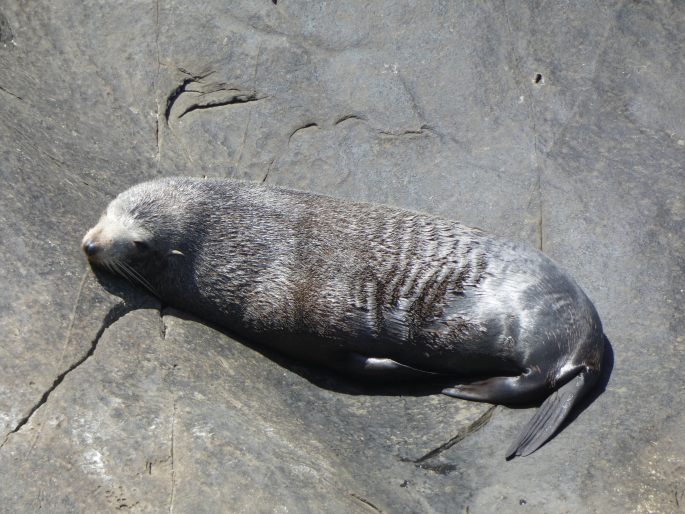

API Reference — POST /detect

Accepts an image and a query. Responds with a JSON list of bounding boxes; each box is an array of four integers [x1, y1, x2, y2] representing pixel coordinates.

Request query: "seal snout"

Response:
[[83, 240, 99, 257], [81, 225, 106, 263]]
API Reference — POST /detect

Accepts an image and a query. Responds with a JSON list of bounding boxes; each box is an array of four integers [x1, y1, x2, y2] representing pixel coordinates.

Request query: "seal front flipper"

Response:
[[505, 369, 597, 459], [343, 352, 443, 379]]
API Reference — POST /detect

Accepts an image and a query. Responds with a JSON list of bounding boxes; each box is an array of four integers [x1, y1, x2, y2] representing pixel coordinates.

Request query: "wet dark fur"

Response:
[[83, 177, 605, 458]]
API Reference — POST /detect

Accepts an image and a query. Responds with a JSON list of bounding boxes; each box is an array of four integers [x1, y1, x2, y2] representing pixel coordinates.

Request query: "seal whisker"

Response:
[[117, 262, 148, 294], [110, 260, 130, 282], [121, 261, 155, 291], [104, 261, 116, 276], [111, 260, 137, 287], [118, 260, 159, 298]]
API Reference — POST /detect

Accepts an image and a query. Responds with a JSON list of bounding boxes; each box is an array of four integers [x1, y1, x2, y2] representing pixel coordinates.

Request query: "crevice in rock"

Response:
[[60, 270, 90, 357], [177, 91, 265, 119], [378, 124, 433, 138], [163, 70, 215, 124], [538, 178, 544, 252], [350, 493, 382, 513], [333, 112, 434, 142], [169, 401, 177, 514], [263, 157, 276, 183], [0, 84, 23, 101], [412, 405, 496, 464], [234, 43, 263, 176], [164, 77, 197, 124], [154, 0, 160, 71], [415, 462, 458, 475], [159, 304, 168, 340], [155, 111, 161, 164], [153, 0, 162, 166], [288, 122, 319, 144], [0, 302, 133, 449], [334, 114, 364, 125]]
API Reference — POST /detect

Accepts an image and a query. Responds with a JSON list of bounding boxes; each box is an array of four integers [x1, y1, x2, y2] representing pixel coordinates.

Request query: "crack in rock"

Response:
[[332, 111, 431, 137], [334, 114, 365, 125], [177, 90, 264, 119], [288, 122, 319, 144], [0, 302, 133, 449], [164, 71, 265, 124], [412, 405, 497, 464], [159, 304, 168, 340], [262, 157, 276, 183], [153, 0, 161, 164], [164, 77, 199, 124], [349, 493, 382, 513], [0, 84, 23, 101], [379, 124, 434, 138], [163, 70, 215, 124], [538, 179, 544, 252], [169, 401, 176, 514]]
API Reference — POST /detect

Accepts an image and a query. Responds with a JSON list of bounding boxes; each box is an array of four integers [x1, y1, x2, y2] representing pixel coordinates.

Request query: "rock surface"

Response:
[[1, 1, 684, 512]]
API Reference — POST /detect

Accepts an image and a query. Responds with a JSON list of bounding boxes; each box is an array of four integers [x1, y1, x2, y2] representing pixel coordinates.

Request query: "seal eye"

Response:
[[134, 240, 150, 252]]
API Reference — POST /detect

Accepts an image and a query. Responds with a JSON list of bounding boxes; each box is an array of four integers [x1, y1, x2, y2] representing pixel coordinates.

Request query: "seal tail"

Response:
[[505, 368, 597, 459]]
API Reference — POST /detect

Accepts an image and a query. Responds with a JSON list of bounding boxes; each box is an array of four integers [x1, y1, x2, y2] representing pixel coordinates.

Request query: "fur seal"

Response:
[[82, 177, 604, 458]]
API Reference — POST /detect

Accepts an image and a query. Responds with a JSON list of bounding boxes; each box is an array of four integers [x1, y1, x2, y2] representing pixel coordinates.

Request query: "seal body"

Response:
[[83, 177, 604, 458]]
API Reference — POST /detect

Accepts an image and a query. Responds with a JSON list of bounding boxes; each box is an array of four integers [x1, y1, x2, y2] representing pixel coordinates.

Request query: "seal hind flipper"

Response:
[[441, 370, 546, 404], [505, 369, 596, 459], [343, 352, 443, 379]]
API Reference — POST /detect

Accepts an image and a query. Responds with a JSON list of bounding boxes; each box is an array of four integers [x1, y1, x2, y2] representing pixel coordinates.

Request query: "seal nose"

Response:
[[83, 241, 99, 257]]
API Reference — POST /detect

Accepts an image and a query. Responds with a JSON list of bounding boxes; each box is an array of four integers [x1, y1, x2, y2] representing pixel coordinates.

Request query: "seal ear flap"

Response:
[[505, 369, 597, 459]]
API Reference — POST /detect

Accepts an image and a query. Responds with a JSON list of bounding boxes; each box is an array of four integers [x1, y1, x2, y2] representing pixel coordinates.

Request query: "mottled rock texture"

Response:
[[1, 1, 684, 512]]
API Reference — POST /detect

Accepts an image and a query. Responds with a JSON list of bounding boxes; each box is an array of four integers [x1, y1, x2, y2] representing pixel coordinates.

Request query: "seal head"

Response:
[[82, 180, 196, 296]]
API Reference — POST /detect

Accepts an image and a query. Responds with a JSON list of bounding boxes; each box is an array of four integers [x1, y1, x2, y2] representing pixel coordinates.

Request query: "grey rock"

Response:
[[1, 0, 684, 512], [0, 11, 12, 45]]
